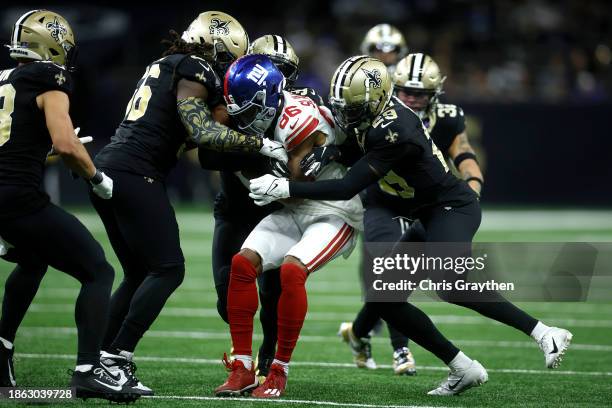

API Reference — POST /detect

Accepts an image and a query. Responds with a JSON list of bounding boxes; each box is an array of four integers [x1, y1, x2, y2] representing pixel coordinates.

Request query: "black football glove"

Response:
[[270, 157, 291, 178], [299, 145, 341, 177]]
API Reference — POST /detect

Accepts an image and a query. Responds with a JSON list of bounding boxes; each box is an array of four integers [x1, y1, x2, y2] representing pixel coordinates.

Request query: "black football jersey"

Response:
[[95, 54, 223, 180], [362, 97, 475, 213], [425, 103, 466, 156], [288, 86, 325, 106], [0, 62, 73, 219]]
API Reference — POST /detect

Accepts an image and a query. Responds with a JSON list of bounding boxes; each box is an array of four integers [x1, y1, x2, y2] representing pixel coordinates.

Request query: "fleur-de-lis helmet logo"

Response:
[[46, 17, 67, 43], [362, 68, 382, 88], [209, 18, 230, 35]]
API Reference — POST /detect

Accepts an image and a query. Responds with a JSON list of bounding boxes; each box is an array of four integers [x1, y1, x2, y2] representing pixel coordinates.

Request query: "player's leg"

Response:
[[252, 215, 355, 398], [216, 210, 297, 397], [423, 200, 572, 368], [256, 267, 281, 380], [0, 250, 47, 386]]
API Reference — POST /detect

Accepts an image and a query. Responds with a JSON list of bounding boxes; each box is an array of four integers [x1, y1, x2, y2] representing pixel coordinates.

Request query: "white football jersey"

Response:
[[274, 91, 363, 229]]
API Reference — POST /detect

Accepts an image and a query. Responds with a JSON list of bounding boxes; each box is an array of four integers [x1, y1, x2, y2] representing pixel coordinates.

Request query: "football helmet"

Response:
[[329, 56, 393, 132], [360, 24, 407, 68], [181, 11, 249, 75], [392, 53, 446, 119], [224, 54, 285, 136], [8, 9, 77, 68], [248, 35, 299, 86]]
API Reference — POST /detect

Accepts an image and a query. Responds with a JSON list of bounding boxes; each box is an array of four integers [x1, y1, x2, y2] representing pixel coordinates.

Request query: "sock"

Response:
[[275, 263, 308, 363], [75, 364, 93, 373], [530, 321, 550, 342], [448, 351, 472, 372], [233, 354, 253, 370], [0, 337, 13, 350], [272, 358, 289, 375], [227, 254, 259, 357]]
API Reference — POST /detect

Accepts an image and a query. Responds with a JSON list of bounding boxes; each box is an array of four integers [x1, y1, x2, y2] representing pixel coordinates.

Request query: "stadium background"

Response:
[[1, 1, 612, 407]]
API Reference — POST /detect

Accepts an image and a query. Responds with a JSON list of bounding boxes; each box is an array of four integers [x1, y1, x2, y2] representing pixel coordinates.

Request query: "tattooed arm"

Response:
[[177, 96, 262, 152], [448, 131, 484, 195]]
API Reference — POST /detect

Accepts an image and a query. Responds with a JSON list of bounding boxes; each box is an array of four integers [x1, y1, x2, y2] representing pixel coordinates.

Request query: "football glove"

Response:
[[270, 158, 291, 178], [300, 145, 341, 177], [260, 138, 288, 164], [90, 170, 113, 200], [249, 174, 289, 206]]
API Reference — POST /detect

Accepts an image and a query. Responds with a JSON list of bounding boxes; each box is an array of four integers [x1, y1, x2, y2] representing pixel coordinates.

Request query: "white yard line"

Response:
[[15, 352, 612, 377]]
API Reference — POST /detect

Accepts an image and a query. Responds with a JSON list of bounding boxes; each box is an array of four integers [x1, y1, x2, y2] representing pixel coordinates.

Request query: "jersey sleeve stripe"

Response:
[[286, 117, 320, 151]]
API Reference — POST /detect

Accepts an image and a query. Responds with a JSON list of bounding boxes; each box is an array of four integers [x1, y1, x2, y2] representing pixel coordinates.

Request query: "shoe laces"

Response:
[[394, 347, 410, 361], [93, 367, 118, 384]]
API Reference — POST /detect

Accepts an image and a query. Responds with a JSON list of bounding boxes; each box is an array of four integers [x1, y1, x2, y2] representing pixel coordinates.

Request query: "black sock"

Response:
[[450, 299, 538, 335], [387, 323, 409, 351], [102, 277, 144, 350], [257, 269, 281, 357], [353, 303, 382, 339]]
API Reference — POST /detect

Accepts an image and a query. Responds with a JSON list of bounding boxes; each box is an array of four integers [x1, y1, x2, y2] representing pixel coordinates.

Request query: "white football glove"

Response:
[[249, 174, 290, 206], [260, 138, 288, 164], [90, 170, 113, 200]]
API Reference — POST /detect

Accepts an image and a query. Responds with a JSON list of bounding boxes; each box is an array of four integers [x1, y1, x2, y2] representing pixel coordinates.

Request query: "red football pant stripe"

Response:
[[227, 254, 259, 357], [275, 263, 308, 363]]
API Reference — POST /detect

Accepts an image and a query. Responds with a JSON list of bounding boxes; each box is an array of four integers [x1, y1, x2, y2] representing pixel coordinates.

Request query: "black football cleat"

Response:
[[70, 364, 141, 403], [101, 351, 154, 396], [0, 343, 15, 387]]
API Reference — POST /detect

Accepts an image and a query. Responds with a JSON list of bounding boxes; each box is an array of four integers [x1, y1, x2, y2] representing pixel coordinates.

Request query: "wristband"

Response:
[[453, 152, 478, 168], [90, 170, 103, 185], [466, 176, 483, 186]]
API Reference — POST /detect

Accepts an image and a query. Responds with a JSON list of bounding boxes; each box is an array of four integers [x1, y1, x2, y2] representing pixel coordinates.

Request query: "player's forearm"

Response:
[[60, 143, 97, 180], [46, 114, 96, 179], [458, 160, 483, 195], [177, 97, 263, 153]]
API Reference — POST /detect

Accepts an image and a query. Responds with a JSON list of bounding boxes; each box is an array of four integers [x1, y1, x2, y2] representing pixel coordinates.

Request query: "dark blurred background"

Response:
[[1, 0, 611, 206]]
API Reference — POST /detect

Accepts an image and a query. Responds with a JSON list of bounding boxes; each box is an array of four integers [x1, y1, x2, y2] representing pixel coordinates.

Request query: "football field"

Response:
[[2, 208, 612, 407]]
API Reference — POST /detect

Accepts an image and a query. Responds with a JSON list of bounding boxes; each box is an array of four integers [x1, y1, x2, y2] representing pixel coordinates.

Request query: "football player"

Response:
[[251, 56, 574, 394], [360, 24, 408, 74], [0, 10, 140, 402], [90, 11, 287, 395], [214, 55, 362, 399]]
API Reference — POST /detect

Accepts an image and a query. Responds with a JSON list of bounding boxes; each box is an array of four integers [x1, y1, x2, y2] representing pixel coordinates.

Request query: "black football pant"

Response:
[[354, 200, 538, 364], [213, 202, 281, 358], [0, 203, 114, 365], [91, 169, 185, 353]]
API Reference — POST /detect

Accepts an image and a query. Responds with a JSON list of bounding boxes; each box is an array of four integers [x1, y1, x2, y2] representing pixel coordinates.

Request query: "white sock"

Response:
[[448, 351, 472, 372], [233, 354, 252, 370], [0, 337, 13, 350], [75, 364, 93, 373], [118, 350, 134, 361], [530, 321, 550, 342], [272, 359, 289, 375]]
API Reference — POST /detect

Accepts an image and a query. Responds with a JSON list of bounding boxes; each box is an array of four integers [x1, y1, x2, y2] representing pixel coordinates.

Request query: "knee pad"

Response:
[[280, 263, 308, 289], [231, 253, 258, 282], [150, 262, 185, 288]]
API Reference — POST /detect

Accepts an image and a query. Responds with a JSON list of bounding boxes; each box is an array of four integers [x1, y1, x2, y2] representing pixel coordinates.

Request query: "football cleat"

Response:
[[427, 360, 488, 396], [100, 350, 153, 396], [69, 364, 140, 402], [537, 327, 573, 369], [214, 353, 258, 397], [255, 351, 274, 385], [392, 347, 416, 376], [0, 343, 15, 387], [338, 322, 377, 369], [252, 363, 287, 399]]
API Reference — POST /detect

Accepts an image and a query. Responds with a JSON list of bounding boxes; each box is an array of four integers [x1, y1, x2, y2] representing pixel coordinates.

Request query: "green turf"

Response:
[[1, 208, 612, 407]]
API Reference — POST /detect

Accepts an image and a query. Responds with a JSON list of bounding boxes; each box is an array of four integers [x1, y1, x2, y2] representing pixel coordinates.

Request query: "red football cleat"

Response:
[[214, 353, 258, 397], [252, 363, 287, 398]]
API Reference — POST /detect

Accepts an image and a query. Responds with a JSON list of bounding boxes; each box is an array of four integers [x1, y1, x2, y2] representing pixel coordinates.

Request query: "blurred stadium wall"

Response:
[[1, 0, 610, 206]]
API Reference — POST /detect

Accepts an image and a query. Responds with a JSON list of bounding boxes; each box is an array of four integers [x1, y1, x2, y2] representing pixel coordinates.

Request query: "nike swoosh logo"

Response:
[[289, 118, 300, 129], [94, 379, 122, 391], [550, 338, 559, 354], [267, 182, 278, 195], [380, 121, 393, 128], [448, 375, 465, 390]]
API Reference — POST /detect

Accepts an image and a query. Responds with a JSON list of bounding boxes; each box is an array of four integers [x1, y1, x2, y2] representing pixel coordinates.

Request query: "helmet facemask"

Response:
[[227, 89, 278, 136]]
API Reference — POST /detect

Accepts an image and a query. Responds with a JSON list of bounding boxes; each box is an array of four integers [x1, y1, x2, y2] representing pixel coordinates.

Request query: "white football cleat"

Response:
[[427, 360, 488, 396], [392, 347, 416, 376], [338, 322, 377, 369], [538, 327, 573, 369]]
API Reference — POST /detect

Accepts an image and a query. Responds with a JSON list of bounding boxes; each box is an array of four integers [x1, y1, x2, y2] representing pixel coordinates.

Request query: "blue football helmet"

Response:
[[224, 54, 285, 135]]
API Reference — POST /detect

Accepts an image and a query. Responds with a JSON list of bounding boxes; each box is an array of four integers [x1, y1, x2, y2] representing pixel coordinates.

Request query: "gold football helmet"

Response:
[[329, 56, 393, 131], [248, 35, 299, 85], [393, 53, 446, 118], [360, 24, 407, 67], [181, 11, 249, 73], [8, 9, 76, 68]]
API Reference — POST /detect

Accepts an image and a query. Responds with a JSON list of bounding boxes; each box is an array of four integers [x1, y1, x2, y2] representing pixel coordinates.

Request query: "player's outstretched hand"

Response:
[[300, 145, 341, 177], [90, 170, 113, 200], [249, 174, 289, 206], [260, 138, 288, 164]]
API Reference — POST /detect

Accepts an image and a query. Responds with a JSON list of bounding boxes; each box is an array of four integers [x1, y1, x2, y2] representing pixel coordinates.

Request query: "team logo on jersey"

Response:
[[362, 68, 382, 88], [247, 64, 269, 86], [46, 18, 68, 43], [209, 18, 230, 35], [55, 72, 66, 85], [385, 128, 398, 143]]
